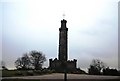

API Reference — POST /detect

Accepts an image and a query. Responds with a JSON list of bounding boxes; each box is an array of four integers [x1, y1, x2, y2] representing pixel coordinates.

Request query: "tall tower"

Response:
[[49, 18, 77, 72], [58, 19, 68, 61]]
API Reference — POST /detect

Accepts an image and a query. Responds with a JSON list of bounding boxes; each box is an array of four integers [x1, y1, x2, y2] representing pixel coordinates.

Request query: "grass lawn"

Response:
[[2, 79, 41, 81], [2, 70, 28, 77], [2, 70, 52, 77]]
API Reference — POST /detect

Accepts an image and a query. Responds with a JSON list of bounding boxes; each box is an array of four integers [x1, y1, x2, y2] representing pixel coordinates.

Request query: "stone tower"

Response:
[[59, 19, 68, 61], [49, 19, 77, 72]]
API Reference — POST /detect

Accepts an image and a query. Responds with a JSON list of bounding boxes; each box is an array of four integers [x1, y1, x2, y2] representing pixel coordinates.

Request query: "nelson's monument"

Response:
[[49, 19, 78, 72]]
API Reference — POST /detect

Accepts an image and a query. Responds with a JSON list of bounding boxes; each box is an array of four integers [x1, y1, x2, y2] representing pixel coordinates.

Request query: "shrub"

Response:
[[26, 70, 34, 76], [15, 71, 23, 76]]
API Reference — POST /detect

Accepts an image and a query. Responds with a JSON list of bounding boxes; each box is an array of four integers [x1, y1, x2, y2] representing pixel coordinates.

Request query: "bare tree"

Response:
[[30, 50, 46, 70], [88, 59, 106, 75], [15, 50, 46, 70], [15, 54, 31, 70]]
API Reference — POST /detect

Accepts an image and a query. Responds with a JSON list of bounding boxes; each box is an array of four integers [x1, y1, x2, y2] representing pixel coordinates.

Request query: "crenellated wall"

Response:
[[49, 58, 77, 72]]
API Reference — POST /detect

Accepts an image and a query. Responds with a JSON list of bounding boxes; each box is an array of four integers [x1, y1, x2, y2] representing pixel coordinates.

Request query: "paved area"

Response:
[[2, 73, 120, 80]]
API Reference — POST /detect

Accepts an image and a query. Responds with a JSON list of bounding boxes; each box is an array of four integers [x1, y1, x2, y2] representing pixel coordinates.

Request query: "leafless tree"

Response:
[[15, 50, 46, 70], [30, 50, 46, 70], [89, 59, 106, 75], [15, 54, 31, 70]]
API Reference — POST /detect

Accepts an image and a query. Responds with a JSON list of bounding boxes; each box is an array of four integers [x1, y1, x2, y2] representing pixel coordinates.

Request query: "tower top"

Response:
[[60, 19, 67, 29], [61, 19, 67, 23]]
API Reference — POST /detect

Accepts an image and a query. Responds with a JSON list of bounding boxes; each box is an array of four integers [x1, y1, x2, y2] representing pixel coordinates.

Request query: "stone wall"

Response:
[[49, 58, 77, 72]]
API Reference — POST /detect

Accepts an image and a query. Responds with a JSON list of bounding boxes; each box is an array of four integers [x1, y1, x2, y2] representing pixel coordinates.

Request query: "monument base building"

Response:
[[49, 19, 77, 72], [49, 58, 77, 72]]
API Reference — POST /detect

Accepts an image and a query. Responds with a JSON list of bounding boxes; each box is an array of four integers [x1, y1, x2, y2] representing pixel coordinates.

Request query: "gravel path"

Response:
[[2, 73, 120, 80]]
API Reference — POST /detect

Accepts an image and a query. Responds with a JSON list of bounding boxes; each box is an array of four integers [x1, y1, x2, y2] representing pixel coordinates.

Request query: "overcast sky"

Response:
[[1, 0, 119, 71]]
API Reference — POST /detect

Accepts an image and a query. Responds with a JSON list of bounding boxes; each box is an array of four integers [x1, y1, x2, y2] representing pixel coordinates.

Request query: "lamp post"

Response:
[[63, 61, 67, 81], [64, 69, 67, 81]]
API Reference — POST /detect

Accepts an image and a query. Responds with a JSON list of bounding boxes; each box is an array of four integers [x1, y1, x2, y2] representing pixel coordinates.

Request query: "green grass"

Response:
[[2, 79, 41, 81], [2, 70, 28, 77], [2, 70, 53, 77]]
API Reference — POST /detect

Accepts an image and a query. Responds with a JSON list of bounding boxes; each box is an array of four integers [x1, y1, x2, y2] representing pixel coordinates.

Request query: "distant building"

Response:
[[49, 19, 77, 72]]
